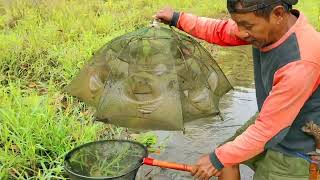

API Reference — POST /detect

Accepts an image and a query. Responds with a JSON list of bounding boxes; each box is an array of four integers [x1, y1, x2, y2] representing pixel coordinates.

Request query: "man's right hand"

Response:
[[154, 7, 175, 25]]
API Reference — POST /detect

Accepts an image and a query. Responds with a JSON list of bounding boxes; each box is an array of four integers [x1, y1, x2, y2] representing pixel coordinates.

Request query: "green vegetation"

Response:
[[0, 0, 319, 179], [0, 0, 226, 88], [0, 83, 104, 178], [298, 1, 320, 30]]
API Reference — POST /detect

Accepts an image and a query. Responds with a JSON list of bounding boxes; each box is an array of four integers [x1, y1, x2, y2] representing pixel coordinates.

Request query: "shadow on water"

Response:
[[136, 45, 256, 180]]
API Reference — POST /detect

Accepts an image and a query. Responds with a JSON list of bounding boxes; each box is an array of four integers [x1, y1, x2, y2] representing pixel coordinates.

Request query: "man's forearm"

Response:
[[173, 12, 248, 46]]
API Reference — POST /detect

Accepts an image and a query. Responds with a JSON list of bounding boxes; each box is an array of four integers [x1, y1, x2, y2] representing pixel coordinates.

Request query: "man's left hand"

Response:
[[191, 154, 222, 180]]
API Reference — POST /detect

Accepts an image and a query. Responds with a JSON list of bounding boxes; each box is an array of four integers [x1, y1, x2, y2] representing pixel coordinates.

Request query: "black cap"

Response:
[[282, 0, 298, 5], [227, 0, 298, 13]]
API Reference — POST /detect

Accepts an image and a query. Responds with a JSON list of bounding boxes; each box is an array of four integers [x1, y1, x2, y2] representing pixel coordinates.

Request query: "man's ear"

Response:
[[271, 5, 286, 24]]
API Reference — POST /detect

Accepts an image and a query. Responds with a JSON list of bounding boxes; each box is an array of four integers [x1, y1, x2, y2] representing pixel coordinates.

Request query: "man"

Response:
[[155, 0, 320, 179]]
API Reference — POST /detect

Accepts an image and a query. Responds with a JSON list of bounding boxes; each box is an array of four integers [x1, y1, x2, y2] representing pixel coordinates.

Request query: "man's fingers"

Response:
[[155, 10, 165, 18], [194, 169, 203, 178], [191, 154, 221, 179], [210, 168, 220, 176], [211, 169, 221, 177], [195, 169, 207, 179], [153, 16, 162, 23], [191, 165, 199, 176], [154, 13, 160, 19], [199, 172, 209, 180], [192, 167, 219, 179], [212, 168, 219, 176], [153, 7, 174, 24]]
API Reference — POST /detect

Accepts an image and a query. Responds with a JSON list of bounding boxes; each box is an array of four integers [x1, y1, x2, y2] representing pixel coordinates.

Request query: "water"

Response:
[[136, 45, 257, 179]]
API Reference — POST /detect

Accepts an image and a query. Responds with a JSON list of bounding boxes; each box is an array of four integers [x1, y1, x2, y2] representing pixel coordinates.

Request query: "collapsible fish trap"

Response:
[[65, 24, 232, 130]]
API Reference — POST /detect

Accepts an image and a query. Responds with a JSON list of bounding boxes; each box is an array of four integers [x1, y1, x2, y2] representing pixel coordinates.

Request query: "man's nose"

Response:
[[236, 30, 250, 40], [235, 27, 250, 40]]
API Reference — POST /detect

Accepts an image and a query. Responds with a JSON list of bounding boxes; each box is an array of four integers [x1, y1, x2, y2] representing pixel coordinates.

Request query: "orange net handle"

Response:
[[143, 158, 192, 172], [309, 163, 319, 180], [310, 155, 320, 180]]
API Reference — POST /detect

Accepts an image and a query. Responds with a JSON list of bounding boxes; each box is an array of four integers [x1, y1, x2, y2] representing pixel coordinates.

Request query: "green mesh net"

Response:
[[64, 140, 147, 179], [64, 25, 232, 130]]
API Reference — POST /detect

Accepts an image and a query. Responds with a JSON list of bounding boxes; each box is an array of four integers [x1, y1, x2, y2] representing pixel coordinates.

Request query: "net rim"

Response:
[[64, 139, 148, 179]]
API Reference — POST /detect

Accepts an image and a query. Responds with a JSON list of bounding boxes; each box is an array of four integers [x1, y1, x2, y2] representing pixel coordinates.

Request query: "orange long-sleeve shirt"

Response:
[[176, 11, 320, 169]]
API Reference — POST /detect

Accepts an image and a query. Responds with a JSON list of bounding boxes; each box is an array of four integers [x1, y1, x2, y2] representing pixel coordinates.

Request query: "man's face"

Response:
[[231, 12, 279, 48]]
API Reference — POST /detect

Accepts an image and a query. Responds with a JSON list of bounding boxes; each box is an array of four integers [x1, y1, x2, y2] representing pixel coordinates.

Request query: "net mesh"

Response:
[[65, 25, 232, 130], [64, 140, 147, 179]]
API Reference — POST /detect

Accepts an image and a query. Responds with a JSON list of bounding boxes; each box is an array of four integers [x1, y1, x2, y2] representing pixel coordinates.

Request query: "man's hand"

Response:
[[191, 154, 222, 180], [154, 7, 174, 24]]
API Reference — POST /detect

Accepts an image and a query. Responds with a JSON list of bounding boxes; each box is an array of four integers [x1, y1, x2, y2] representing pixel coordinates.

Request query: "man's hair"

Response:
[[227, 0, 298, 19]]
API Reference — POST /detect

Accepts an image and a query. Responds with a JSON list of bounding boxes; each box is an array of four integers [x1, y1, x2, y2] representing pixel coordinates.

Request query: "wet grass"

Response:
[[0, 0, 319, 179], [0, 0, 226, 178]]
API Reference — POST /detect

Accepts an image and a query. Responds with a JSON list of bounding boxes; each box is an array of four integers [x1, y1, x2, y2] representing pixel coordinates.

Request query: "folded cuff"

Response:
[[209, 151, 224, 171], [169, 12, 180, 27]]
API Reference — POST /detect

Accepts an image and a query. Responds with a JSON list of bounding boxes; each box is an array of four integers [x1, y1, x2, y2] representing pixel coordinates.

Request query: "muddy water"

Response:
[[136, 45, 256, 180]]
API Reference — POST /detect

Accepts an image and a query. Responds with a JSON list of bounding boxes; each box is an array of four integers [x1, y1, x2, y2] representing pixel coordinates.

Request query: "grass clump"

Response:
[[0, 83, 108, 179]]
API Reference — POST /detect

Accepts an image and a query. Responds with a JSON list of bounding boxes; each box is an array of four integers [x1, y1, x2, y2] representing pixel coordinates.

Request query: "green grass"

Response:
[[0, 0, 319, 179], [0, 0, 226, 88], [297, 1, 320, 30], [0, 0, 226, 178], [0, 83, 101, 178]]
